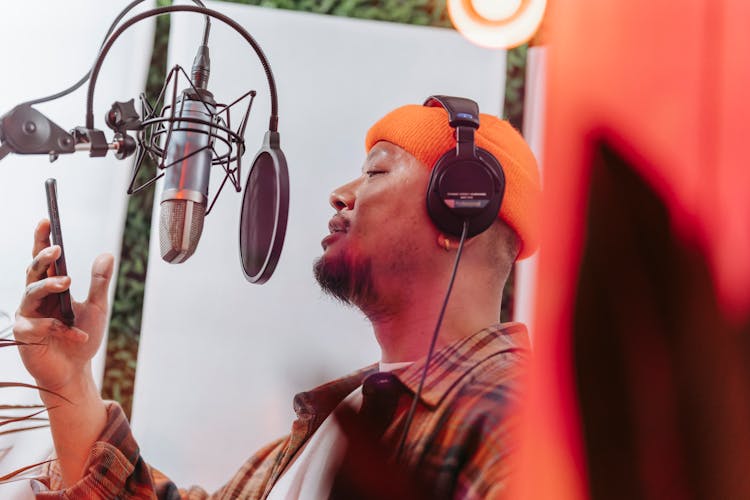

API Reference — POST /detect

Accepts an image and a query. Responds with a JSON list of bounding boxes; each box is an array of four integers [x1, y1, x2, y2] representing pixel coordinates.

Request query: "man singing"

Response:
[[15, 97, 540, 499]]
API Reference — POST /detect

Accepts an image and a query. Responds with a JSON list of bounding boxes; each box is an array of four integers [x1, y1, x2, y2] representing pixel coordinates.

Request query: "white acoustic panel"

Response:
[[514, 45, 547, 340], [0, 1, 154, 498], [132, 1, 505, 492]]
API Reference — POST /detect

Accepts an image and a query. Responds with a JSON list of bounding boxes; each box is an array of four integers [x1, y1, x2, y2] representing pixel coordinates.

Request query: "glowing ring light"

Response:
[[448, 0, 547, 49]]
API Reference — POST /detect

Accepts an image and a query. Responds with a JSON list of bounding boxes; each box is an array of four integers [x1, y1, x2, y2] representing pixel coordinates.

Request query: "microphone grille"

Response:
[[159, 199, 205, 263]]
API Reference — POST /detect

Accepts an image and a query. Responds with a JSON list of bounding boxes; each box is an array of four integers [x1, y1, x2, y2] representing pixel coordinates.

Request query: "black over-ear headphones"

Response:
[[424, 95, 506, 238]]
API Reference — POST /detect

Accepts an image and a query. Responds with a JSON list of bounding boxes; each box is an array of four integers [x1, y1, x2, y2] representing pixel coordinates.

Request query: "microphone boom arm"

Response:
[[0, 4, 279, 163], [85, 5, 279, 133]]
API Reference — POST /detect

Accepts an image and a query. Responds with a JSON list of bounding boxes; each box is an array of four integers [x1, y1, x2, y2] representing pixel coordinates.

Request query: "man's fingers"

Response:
[[18, 276, 71, 317], [25, 245, 61, 285], [32, 219, 52, 258], [86, 253, 115, 311], [13, 315, 88, 344]]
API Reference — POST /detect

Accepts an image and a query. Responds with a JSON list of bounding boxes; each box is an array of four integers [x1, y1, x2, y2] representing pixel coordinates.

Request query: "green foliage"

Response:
[[103, 8, 171, 418], [227, 0, 450, 26], [102, 331, 139, 417], [503, 44, 528, 132]]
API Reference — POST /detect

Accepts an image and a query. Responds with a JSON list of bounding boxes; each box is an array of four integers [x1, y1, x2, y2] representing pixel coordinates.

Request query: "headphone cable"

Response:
[[395, 219, 469, 459]]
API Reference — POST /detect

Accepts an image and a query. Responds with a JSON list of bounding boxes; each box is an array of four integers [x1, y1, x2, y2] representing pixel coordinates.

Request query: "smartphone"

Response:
[[44, 178, 75, 327]]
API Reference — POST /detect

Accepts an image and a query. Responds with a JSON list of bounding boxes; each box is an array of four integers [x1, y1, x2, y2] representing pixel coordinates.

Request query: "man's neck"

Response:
[[365, 282, 502, 363]]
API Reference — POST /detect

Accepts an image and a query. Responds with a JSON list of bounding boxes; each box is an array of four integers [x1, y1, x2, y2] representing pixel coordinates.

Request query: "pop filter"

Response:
[[240, 130, 289, 284]]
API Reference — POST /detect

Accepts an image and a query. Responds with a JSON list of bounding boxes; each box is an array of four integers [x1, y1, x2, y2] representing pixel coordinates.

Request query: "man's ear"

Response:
[[436, 233, 482, 252]]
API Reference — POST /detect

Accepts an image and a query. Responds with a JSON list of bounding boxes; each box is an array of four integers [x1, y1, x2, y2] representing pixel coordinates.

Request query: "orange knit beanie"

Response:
[[365, 104, 541, 259]]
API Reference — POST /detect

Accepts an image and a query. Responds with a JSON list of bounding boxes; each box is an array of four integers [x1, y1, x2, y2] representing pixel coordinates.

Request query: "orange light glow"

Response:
[[447, 0, 547, 49]]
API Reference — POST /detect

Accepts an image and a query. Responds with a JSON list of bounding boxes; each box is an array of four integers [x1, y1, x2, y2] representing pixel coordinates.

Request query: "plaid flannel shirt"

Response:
[[32, 322, 529, 499]]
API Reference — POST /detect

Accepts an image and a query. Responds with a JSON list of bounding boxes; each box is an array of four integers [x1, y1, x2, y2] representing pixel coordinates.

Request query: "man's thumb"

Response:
[[87, 253, 115, 309]]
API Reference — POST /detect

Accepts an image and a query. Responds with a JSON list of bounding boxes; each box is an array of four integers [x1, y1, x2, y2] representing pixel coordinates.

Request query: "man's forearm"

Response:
[[40, 367, 108, 487]]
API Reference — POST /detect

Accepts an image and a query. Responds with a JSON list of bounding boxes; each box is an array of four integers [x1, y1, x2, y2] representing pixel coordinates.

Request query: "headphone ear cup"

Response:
[[426, 148, 505, 238], [427, 152, 461, 237]]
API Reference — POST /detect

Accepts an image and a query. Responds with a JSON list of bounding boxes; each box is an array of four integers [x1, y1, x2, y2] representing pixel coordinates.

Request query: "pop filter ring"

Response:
[[240, 131, 289, 284]]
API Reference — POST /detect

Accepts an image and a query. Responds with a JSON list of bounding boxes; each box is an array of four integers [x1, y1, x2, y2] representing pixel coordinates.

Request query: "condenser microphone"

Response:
[[159, 45, 215, 263]]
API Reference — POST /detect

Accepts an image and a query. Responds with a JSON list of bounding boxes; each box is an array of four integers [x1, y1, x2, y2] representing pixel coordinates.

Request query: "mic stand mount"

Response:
[[0, 104, 75, 162], [0, 101, 138, 163]]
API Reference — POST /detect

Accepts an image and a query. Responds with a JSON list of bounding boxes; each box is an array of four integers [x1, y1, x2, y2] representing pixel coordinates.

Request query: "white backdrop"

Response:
[[131, 1, 507, 492], [513, 46, 547, 336], [0, 1, 154, 498]]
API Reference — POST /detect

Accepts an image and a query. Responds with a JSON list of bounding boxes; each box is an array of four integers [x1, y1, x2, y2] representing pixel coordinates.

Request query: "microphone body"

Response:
[[159, 88, 216, 263]]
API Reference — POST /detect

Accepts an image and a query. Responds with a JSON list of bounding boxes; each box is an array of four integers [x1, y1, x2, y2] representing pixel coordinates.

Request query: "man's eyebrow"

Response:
[[361, 148, 384, 172], [366, 148, 382, 162]]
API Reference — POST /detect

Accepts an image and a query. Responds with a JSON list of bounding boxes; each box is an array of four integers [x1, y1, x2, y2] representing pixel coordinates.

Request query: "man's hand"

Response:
[[12, 219, 114, 486], [13, 219, 114, 396]]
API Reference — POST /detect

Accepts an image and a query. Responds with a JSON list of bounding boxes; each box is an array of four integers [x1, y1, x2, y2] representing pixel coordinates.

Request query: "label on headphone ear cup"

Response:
[[444, 198, 489, 209], [438, 160, 494, 216], [426, 150, 505, 238]]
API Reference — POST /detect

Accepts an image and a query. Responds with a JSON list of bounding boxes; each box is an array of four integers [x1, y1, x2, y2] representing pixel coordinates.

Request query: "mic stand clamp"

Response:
[[71, 127, 109, 157]]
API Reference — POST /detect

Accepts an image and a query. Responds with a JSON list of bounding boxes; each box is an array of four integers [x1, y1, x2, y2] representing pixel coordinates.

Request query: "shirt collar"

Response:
[[292, 323, 530, 420], [390, 322, 530, 408], [293, 363, 378, 423]]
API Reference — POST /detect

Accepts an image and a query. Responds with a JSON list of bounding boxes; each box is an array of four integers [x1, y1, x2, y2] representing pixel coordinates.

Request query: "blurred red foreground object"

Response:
[[512, 1, 750, 499]]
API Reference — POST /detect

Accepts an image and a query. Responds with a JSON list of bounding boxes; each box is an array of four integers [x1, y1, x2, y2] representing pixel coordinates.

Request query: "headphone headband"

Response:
[[423, 95, 480, 129]]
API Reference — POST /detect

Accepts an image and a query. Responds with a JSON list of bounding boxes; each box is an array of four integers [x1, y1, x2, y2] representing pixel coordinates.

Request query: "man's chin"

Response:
[[313, 252, 375, 306]]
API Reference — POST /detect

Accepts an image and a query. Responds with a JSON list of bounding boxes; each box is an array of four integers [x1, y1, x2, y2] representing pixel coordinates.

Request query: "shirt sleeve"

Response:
[[452, 410, 519, 500], [30, 401, 289, 499], [448, 354, 527, 499], [451, 386, 524, 500], [30, 401, 183, 499]]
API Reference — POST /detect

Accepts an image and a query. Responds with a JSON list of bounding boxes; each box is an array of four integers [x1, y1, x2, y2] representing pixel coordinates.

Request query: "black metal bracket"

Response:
[[106, 99, 141, 133], [0, 105, 75, 162], [72, 126, 109, 157]]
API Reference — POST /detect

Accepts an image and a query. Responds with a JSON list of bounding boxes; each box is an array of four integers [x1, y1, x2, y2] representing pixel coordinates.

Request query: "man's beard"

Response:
[[313, 251, 377, 307]]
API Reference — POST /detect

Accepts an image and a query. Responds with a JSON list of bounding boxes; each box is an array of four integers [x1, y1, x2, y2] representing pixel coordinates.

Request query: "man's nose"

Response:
[[329, 178, 359, 211]]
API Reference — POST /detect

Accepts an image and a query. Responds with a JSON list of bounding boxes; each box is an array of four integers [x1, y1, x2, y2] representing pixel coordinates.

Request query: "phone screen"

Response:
[[44, 178, 75, 326]]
